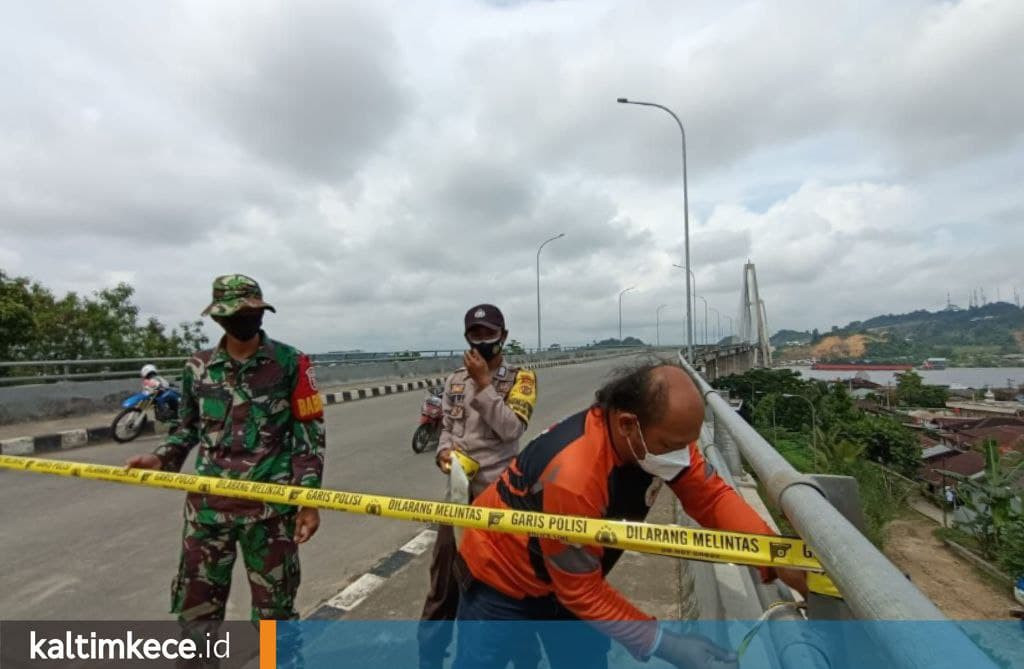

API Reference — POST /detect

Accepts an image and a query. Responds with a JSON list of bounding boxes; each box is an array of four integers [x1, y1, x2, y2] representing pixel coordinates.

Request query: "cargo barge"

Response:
[[811, 362, 914, 371]]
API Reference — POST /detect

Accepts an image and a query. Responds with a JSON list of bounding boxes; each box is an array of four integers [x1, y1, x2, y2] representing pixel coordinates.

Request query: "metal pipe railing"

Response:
[[680, 351, 941, 619], [0, 346, 651, 386], [678, 352, 998, 668], [0, 344, 651, 369]]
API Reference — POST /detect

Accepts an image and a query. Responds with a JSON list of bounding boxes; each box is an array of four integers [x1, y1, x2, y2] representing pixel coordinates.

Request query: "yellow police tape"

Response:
[[0, 455, 838, 592]]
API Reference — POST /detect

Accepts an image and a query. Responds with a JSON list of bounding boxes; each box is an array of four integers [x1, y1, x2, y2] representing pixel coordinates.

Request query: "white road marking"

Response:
[[60, 429, 88, 449], [0, 437, 33, 455], [399, 529, 437, 556], [326, 573, 388, 611]]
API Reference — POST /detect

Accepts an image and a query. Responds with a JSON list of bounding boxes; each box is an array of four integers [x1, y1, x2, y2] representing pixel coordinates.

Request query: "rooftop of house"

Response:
[[920, 450, 986, 486], [922, 443, 957, 460], [956, 425, 1024, 454]]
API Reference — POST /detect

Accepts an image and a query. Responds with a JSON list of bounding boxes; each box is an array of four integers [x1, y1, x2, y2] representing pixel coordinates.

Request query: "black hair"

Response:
[[594, 361, 670, 428]]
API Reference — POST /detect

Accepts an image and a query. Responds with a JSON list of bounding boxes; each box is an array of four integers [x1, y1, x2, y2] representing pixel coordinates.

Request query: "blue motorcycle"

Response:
[[111, 386, 182, 443]]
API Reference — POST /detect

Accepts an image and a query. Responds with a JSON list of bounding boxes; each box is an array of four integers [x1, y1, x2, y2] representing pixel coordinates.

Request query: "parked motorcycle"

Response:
[[111, 386, 182, 443], [411, 385, 445, 453]]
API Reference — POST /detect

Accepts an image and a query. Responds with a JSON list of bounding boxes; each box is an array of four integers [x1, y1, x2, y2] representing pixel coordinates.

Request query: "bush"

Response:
[[997, 519, 1024, 578], [853, 462, 913, 547], [760, 428, 912, 548]]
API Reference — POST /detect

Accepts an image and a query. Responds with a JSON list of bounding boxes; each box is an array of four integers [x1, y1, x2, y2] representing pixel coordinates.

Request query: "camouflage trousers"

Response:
[[172, 512, 300, 623]]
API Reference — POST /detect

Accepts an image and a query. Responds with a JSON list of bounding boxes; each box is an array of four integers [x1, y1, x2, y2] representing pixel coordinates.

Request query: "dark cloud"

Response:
[[0, 0, 1021, 352], [194, 1, 409, 181]]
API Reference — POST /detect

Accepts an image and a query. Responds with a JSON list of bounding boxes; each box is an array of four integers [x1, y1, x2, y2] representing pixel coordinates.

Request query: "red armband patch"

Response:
[[291, 355, 324, 421]]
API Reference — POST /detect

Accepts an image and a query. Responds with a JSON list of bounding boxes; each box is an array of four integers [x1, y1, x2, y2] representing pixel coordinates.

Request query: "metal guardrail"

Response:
[[0, 344, 659, 385], [682, 349, 944, 619], [678, 352, 998, 668]]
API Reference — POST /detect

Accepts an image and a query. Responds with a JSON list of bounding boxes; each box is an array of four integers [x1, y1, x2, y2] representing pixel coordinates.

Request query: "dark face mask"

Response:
[[468, 338, 503, 361], [215, 311, 264, 342]]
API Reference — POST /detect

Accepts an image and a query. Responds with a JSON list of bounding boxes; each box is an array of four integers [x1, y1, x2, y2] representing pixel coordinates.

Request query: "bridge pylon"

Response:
[[739, 262, 772, 367]]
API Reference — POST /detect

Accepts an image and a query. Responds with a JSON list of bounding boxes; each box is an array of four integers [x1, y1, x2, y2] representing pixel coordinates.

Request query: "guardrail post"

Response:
[[805, 474, 862, 621], [714, 418, 745, 480]]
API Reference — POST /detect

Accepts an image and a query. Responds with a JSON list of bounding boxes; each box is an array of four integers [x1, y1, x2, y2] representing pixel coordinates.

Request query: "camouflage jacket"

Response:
[[154, 332, 326, 524]]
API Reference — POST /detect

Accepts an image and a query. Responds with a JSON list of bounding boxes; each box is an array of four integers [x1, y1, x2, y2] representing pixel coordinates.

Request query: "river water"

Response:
[[782, 366, 1024, 389]]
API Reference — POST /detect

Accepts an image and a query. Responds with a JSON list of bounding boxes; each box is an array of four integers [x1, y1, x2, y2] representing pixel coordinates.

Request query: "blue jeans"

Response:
[[453, 581, 610, 669]]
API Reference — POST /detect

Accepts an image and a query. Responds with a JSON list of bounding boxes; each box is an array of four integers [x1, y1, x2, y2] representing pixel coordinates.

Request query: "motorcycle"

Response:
[[111, 385, 182, 443], [411, 385, 445, 453]]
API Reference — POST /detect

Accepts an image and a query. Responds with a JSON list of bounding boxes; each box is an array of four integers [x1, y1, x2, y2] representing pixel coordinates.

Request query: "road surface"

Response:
[[0, 355, 637, 620]]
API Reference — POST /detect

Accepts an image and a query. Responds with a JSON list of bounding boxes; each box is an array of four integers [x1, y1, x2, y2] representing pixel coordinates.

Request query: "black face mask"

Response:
[[469, 338, 503, 361], [215, 311, 264, 342]]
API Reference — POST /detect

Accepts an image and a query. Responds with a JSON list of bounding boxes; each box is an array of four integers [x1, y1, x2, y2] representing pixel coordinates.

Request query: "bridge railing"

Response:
[[678, 351, 997, 668], [0, 344, 652, 385]]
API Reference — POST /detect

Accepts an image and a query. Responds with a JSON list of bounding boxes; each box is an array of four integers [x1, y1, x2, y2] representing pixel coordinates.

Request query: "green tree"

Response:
[[811, 425, 866, 474], [0, 270, 36, 360], [894, 370, 948, 408], [818, 382, 857, 429], [998, 518, 1024, 578], [940, 440, 1024, 559], [0, 269, 209, 373], [716, 368, 818, 427], [846, 415, 920, 477], [505, 339, 526, 354]]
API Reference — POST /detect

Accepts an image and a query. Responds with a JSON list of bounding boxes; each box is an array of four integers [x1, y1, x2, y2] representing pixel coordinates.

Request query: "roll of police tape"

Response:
[[0, 454, 832, 576]]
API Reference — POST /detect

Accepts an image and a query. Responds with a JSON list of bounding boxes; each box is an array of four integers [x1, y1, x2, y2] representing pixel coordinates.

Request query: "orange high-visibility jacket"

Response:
[[459, 406, 777, 657]]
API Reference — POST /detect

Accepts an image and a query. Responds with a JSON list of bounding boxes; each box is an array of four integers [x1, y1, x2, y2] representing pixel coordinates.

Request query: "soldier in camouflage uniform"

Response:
[[127, 275, 325, 627]]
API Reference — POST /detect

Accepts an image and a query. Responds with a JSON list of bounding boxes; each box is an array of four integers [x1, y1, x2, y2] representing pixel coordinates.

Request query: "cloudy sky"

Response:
[[3, 0, 1022, 353]]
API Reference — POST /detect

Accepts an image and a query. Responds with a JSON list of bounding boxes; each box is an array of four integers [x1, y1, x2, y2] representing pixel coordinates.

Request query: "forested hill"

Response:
[[772, 302, 1024, 365]]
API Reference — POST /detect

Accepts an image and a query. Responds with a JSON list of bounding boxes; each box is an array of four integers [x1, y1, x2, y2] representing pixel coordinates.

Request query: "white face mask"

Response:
[[626, 422, 691, 481]]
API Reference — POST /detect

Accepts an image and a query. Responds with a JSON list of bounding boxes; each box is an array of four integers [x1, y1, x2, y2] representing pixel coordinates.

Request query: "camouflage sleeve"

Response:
[[153, 362, 198, 472], [290, 354, 325, 488]]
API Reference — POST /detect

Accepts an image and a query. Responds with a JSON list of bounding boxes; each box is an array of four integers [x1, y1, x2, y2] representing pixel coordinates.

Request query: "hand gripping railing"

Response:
[[677, 352, 998, 669]]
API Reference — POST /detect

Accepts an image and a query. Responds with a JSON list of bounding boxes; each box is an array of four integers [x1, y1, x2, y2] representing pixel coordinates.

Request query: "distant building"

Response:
[[946, 398, 1024, 419]]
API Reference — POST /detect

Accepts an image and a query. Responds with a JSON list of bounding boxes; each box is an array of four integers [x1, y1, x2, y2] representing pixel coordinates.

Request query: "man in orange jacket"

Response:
[[454, 363, 807, 669]]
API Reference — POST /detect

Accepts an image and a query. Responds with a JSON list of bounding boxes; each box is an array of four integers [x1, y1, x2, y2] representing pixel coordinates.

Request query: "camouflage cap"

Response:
[[201, 274, 276, 317]]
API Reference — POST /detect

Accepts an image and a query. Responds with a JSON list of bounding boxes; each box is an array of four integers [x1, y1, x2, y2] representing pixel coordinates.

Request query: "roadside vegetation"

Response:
[[716, 368, 917, 547], [718, 368, 1024, 579], [1, 269, 208, 378], [936, 440, 1024, 579]]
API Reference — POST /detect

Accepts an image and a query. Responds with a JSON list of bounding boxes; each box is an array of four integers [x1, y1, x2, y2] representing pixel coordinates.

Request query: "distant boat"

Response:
[[811, 362, 914, 371]]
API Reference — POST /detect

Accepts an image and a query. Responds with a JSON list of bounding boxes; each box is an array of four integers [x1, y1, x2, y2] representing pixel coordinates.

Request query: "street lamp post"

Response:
[[656, 304, 668, 347], [620, 97, 692, 362], [618, 286, 636, 342], [536, 233, 565, 352], [782, 393, 817, 452], [672, 264, 697, 349], [724, 315, 734, 341], [710, 306, 721, 344], [696, 295, 709, 348]]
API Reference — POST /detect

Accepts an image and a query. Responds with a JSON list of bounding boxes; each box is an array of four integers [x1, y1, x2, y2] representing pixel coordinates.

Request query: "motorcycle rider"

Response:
[[418, 304, 539, 669], [140, 363, 169, 390], [140, 363, 178, 419]]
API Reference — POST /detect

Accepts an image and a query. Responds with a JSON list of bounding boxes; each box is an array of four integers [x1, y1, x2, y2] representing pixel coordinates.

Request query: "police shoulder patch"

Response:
[[291, 354, 324, 422], [506, 369, 537, 423]]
